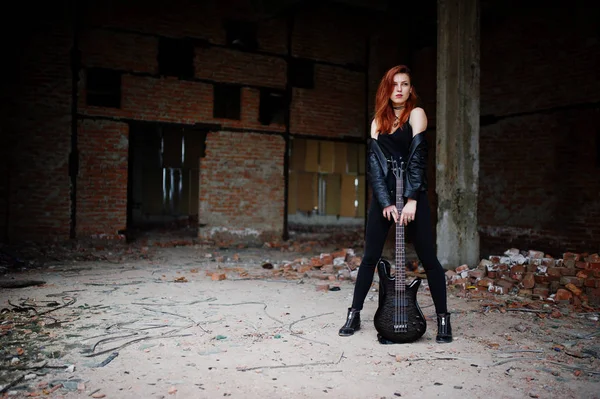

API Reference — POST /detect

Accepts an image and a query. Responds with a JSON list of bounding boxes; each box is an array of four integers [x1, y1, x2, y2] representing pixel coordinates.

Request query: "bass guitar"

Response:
[[373, 159, 427, 344]]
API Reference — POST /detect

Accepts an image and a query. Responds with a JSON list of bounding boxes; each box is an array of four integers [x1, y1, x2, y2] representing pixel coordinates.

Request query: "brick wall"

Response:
[[15, 0, 597, 254], [76, 120, 129, 237], [75, 0, 369, 243], [198, 131, 285, 244], [2, 12, 73, 241], [479, 4, 600, 255], [290, 65, 365, 138]]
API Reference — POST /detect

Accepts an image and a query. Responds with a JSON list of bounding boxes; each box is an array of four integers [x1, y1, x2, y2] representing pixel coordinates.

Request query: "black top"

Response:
[[377, 120, 413, 161]]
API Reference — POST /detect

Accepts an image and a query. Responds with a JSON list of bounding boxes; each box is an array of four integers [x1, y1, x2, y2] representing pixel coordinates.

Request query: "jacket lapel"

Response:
[[368, 138, 388, 178], [407, 132, 425, 164]]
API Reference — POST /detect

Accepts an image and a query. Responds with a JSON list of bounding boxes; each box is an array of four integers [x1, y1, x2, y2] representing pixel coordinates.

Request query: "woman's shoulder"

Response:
[[410, 107, 427, 119], [409, 107, 427, 134]]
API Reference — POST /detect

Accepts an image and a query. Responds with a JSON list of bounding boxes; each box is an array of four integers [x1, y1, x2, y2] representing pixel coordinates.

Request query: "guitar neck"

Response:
[[395, 170, 406, 291]]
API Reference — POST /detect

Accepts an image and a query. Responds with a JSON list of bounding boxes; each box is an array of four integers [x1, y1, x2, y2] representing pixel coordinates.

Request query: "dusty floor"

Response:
[[1, 238, 599, 399]]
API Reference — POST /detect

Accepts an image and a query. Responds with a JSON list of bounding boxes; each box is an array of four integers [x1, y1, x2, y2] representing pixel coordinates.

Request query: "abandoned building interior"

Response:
[[1, 0, 599, 266]]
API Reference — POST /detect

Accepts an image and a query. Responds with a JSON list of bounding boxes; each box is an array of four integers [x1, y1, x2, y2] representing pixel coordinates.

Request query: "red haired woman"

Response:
[[339, 65, 452, 343]]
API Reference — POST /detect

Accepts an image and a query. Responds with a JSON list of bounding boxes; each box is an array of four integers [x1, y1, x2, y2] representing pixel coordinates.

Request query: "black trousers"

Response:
[[351, 190, 448, 314]]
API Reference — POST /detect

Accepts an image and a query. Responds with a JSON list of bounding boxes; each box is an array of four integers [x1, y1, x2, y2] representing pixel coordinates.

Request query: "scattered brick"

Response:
[[565, 283, 582, 296], [211, 273, 226, 281], [563, 252, 581, 261], [521, 273, 535, 289], [528, 250, 544, 259], [455, 264, 470, 273], [316, 283, 330, 292], [575, 261, 589, 269], [555, 288, 573, 302]]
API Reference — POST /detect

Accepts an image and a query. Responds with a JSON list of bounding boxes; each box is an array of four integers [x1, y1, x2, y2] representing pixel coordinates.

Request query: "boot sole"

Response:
[[338, 326, 361, 337]]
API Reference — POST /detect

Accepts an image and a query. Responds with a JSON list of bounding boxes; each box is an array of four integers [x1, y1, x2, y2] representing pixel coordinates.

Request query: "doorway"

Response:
[[127, 122, 206, 241]]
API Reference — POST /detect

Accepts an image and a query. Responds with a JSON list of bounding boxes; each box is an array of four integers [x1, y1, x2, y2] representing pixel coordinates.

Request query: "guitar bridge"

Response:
[[394, 324, 408, 332]]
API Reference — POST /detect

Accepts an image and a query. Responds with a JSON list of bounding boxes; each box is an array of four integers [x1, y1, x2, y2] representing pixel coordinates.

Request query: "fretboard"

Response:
[[395, 167, 406, 292]]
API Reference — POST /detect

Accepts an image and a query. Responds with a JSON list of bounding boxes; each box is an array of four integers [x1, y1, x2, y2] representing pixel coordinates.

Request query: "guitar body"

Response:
[[374, 258, 427, 343]]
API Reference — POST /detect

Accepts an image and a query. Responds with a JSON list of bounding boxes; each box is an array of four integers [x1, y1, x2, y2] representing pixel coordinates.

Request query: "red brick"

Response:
[[528, 250, 544, 259], [455, 264, 470, 273], [521, 273, 535, 289], [561, 268, 577, 276], [453, 278, 469, 287], [477, 277, 494, 287], [586, 287, 600, 299], [316, 283, 330, 292], [585, 253, 600, 262], [589, 262, 600, 271], [331, 249, 348, 260], [584, 278, 600, 288], [565, 283, 582, 296], [510, 264, 526, 280], [563, 252, 581, 261], [468, 269, 486, 279], [542, 258, 556, 267], [496, 279, 515, 291], [497, 264, 509, 271], [535, 275, 558, 284], [533, 287, 550, 298], [320, 254, 334, 265], [560, 276, 584, 287], [555, 288, 573, 302], [576, 271, 590, 279], [575, 261, 589, 269], [547, 267, 563, 277]]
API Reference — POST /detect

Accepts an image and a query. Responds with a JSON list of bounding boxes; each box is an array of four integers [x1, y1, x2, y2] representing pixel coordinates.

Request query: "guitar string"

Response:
[[395, 163, 406, 332]]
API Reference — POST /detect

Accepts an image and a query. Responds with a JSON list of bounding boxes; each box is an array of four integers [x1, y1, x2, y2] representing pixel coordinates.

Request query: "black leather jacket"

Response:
[[367, 132, 428, 208]]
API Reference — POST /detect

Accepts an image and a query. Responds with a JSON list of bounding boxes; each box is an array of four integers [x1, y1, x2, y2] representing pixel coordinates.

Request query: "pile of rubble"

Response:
[[264, 248, 362, 289], [447, 249, 600, 307]]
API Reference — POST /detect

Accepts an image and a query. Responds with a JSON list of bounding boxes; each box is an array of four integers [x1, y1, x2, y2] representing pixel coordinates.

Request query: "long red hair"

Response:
[[374, 65, 419, 134]]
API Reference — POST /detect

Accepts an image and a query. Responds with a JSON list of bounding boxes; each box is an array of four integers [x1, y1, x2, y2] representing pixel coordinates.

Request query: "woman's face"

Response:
[[389, 73, 412, 106]]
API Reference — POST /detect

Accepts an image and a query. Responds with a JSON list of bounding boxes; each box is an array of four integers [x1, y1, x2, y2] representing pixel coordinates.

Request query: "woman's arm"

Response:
[[409, 107, 427, 135], [370, 119, 379, 139]]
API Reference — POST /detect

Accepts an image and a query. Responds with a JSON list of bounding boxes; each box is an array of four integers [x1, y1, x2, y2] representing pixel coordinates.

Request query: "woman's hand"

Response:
[[382, 205, 399, 223], [400, 199, 417, 226]]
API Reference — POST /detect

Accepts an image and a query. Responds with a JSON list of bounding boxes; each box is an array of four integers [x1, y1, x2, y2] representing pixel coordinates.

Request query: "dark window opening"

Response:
[[259, 89, 286, 125], [289, 58, 315, 89], [224, 20, 258, 51], [86, 68, 121, 108], [158, 37, 194, 79], [213, 84, 241, 120]]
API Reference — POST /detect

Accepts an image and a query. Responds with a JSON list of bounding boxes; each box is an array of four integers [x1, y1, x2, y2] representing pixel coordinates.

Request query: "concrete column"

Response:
[[436, 0, 480, 268]]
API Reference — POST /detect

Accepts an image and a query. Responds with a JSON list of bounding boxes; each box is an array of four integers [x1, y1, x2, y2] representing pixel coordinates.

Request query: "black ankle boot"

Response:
[[436, 313, 453, 343], [339, 308, 361, 336]]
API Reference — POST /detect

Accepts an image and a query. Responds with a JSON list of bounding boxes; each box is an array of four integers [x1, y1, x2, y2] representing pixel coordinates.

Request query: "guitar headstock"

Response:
[[391, 159, 404, 179]]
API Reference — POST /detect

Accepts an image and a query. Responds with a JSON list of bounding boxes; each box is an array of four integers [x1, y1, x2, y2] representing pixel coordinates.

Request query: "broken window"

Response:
[[288, 138, 365, 225], [224, 20, 258, 51], [288, 58, 315, 89], [259, 89, 286, 125], [213, 84, 241, 120], [127, 123, 207, 231], [158, 37, 195, 79], [85, 68, 121, 108]]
